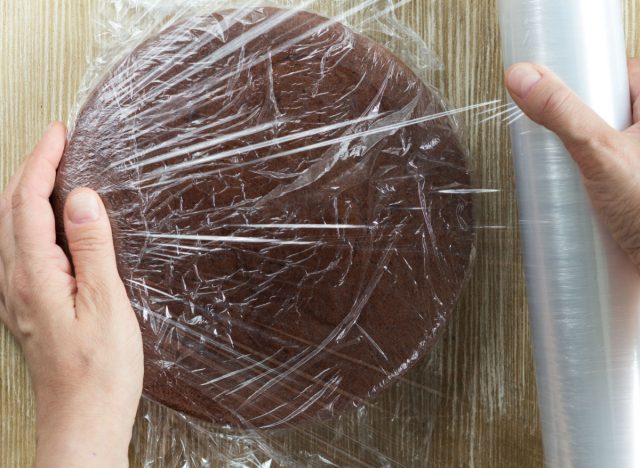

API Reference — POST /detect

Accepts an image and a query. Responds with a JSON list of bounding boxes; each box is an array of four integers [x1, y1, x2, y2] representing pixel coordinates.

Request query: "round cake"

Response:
[[52, 7, 475, 429]]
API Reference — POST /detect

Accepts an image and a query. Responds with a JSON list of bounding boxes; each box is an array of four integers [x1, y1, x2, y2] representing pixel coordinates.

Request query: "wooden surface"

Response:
[[1, 1, 639, 467]]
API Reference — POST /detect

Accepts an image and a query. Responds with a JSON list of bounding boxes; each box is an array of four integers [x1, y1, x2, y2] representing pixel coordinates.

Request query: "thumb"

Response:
[[505, 63, 621, 178], [64, 188, 122, 306]]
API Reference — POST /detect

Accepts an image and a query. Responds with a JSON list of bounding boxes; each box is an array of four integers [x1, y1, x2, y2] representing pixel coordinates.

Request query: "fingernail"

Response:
[[67, 191, 100, 224], [507, 64, 542, 98]]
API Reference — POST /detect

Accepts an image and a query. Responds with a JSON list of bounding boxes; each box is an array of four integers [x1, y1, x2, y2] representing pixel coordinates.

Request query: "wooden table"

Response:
[[1, 1, 639, 466]]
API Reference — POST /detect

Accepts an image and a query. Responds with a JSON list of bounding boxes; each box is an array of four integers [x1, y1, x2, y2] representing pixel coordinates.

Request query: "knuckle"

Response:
[[46, 345, 99, 384], [77, 278, 112, 311], [68, 228, 111, 254], [540, 87, 573, 122], [11, 266, 35, 305], [572, 132, 607, 155], [0, 194, 11, 218], [10, 188, 28, 212], [9, 263, 64, 309], [568, 132, 621, 180], [71, 345, 99, 378]]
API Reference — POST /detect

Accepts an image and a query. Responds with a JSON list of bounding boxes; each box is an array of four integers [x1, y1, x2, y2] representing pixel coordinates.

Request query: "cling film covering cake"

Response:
[[52, 1, 480, 464]]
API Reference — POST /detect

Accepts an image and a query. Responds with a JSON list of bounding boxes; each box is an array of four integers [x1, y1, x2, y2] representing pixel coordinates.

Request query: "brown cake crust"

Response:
[[51, 7, 475, 429]]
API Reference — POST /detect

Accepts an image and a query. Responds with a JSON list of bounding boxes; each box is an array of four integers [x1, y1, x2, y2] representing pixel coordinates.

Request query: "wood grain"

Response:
[[1, 1, 639, 467]]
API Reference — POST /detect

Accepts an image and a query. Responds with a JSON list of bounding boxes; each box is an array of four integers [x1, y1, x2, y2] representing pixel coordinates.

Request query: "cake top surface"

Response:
[[52, 7, 475, 429]]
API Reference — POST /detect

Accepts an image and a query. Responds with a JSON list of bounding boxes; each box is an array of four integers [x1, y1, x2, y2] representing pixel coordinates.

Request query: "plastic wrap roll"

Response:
[[499, 1, 640, 466]]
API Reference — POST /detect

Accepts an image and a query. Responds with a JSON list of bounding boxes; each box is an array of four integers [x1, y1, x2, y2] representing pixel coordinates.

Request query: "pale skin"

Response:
[[505, 59, 640, 268], [1, 61, 640, 467], [0, 123, 143, 468]]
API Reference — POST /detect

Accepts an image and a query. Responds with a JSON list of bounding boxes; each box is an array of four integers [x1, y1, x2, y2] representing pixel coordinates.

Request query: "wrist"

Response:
[[34, 391, 135, 468]]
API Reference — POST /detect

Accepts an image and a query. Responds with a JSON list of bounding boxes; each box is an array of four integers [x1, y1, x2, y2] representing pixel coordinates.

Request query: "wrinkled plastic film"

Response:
[[499, 1, 640, 467], [55, 1, 498, 466]]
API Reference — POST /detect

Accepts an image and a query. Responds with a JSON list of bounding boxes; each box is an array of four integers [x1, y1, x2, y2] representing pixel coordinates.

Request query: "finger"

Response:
[[3, 160, 26, 198], [0, 160, 24, 269], [505, 63, 621, 180], [628, 58, 640, 124], [1, 159, 27, 252], [63, 188, 127, 314], [11, 122, 66, 254]]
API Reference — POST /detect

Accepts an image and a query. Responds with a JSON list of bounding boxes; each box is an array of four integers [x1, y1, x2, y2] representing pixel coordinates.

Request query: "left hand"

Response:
[[0, 122, 144, 468]]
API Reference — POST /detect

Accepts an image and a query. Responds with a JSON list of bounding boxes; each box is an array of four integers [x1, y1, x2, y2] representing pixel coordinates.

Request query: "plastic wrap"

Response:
[[499, 1, 640, 467], [51, 0, 496, 465]]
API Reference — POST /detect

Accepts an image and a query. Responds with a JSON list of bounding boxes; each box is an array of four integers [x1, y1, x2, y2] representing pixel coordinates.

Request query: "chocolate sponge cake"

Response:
[[51, 7, 475, 429]]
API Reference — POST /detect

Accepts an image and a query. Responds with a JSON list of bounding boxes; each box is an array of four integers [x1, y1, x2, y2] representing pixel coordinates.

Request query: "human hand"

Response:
[[0, 123, 143, 468], [505, 59, 640, 270]]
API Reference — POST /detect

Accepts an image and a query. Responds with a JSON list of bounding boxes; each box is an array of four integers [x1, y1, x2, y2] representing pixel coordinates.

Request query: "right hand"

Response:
[[505, 59, 640, 270]]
